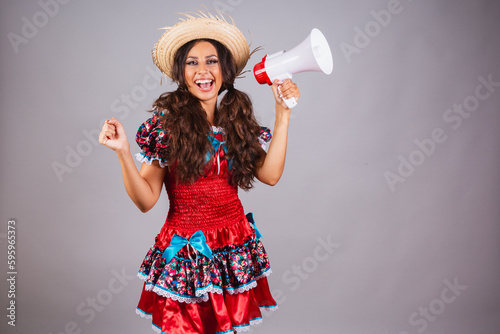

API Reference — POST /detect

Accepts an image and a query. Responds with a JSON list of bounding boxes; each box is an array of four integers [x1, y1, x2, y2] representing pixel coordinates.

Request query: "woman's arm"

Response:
[[255, 79, 300, 186], [99, 118, 166, 212]]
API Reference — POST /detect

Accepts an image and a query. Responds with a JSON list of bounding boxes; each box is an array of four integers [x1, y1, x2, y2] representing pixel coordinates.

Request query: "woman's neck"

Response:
[[201, 100, 216, 125]]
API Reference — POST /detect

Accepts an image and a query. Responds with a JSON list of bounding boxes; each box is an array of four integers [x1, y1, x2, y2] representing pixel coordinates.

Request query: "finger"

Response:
[[99, 121, 109, 143], [279, 82, 293, 93], [99, 125, 116, 144], [280, 83, 300, 100], [271, 79, 282, 92], [280, 87, 298, 100], [103, 126, 116, 139], [279, 80, 296, 91], [271, 80, 283, 101], [105, 130, 116, 140], [101, 119, 115, 131], [109, 118, 129, 137], [107, 117, 123, 128], [99, 129, 111, 145]]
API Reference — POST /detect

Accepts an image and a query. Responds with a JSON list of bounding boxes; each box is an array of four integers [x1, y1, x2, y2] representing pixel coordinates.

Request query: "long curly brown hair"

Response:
[[151, 39, 264, 190]]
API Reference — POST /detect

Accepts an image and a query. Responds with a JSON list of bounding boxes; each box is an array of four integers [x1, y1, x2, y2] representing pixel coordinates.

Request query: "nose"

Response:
[[197, 64, 209, 74]]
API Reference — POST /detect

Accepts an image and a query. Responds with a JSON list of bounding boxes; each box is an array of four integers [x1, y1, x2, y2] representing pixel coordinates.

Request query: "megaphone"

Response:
[[253, 28, 333, 109]]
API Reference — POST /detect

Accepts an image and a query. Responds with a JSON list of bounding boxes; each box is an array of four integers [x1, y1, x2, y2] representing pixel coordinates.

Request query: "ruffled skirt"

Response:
[[136, 215, 277, 334]]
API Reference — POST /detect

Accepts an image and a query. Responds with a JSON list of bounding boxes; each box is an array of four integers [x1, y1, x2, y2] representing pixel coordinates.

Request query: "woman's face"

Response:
[[184, 41, 223, 107]]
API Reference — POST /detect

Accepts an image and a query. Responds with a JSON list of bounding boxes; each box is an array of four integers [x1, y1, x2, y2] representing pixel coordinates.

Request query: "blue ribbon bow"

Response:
[[205, 135, 227, 162], [162, 230, 213, 263], [246, 212, 263, 239], [209, 135, 226, 153], [205, 135, 231, 172]]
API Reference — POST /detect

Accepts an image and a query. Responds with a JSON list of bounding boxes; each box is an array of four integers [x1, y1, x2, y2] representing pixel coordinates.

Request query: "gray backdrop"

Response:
[[1, 0, 500, 333]]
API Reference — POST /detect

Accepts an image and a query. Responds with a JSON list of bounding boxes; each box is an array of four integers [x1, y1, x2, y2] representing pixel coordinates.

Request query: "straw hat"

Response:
[[152, 11, 251, 79]]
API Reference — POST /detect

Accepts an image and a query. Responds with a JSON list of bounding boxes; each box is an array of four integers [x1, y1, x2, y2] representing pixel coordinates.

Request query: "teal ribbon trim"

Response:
[[161, 230, 213, 263], [246, 212, 262, 239], [205, 135, 231, 170], [209, 135, 226, 153], [205, 135, 227, 162]]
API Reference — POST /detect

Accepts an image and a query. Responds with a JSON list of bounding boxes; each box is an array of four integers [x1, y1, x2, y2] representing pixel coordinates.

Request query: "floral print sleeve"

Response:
[[258, 127, 272, 150], [135, 111, 169, 167]]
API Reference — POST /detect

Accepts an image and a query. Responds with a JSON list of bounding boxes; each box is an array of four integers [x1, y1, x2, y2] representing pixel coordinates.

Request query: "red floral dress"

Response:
[[134, 112, 276, 334]]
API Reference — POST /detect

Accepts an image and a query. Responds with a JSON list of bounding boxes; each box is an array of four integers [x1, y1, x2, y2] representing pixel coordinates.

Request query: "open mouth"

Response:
[[195, 79, 214, 92]]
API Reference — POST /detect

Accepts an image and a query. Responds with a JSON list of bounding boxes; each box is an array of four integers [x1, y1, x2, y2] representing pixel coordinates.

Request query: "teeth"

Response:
[[195, 79, 213, 84]]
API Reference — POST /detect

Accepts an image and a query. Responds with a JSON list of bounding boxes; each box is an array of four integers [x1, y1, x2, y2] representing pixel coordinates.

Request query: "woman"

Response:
[[99, 12, 300, 334]]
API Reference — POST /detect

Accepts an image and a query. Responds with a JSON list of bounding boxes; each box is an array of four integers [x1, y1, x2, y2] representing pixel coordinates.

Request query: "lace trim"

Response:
[[143, 277, 273, 302], [139, 268, 272, 301], [151, 323, 162, 334], [195, 284, 223, 297], [151, 285, 209, 303], [136, 308, 152, 319], [212, 126, 225, 134], [137, 307, 270, 333], [225, 280, 257, 294], [146, 284, 220, 303], [135, 152, 168, 168], [258, 137, 268, 150], [147, 318, 264, 334], [255, 268, 272, 281], [234, 317, 263, 332], [260, 304, 278, 311]]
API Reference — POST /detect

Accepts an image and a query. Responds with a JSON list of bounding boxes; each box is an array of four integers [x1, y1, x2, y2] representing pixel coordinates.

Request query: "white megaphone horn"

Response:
[[253, 28, 333, 109]]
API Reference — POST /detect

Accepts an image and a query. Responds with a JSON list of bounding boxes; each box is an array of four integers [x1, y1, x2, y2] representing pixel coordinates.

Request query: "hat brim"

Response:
[[153, 16, 250, 79]]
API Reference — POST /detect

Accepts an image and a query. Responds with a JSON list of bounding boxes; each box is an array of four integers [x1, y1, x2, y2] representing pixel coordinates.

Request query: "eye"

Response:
[[186, 60, 197, 66], [207, 59, 219, 65]]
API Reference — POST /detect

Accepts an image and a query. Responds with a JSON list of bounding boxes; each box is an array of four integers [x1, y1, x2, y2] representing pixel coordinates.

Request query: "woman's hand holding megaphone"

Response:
[[271, 79, 300, 111]]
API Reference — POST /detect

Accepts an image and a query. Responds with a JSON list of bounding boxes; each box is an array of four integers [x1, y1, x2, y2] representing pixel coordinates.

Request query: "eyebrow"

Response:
[[186, 54, 218, 59]]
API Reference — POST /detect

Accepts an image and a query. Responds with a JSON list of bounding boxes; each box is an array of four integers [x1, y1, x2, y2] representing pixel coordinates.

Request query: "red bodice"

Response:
[[164, 171, 245, 231], [154, 165, 254, 251]]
